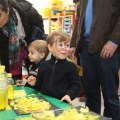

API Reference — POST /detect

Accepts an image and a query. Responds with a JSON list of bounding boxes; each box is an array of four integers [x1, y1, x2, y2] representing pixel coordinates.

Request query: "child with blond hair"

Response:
[[16, 40, 49, 85]]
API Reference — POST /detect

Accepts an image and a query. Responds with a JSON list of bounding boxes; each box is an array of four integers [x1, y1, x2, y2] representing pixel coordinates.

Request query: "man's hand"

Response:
[[61, 95, 73, 105], [27, 76, 36, 86], [69, 47, 76, 59], [100, 41, 118, 59]]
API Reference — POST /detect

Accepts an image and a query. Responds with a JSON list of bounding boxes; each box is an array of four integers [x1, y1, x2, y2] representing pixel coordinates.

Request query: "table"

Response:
[[0, 86, 72, 120]]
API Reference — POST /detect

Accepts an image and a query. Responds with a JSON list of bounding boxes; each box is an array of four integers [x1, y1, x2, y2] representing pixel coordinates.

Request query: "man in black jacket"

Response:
[[70, 0, 120, 120]]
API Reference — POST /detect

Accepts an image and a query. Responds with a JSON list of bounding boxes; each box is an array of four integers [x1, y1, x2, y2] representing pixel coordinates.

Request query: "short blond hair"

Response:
[[46, 31, 70, 46], [28, 40, 49, 59]]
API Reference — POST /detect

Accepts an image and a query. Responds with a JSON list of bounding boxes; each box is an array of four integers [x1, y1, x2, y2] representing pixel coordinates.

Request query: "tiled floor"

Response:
[[73, 97, 85, 107]]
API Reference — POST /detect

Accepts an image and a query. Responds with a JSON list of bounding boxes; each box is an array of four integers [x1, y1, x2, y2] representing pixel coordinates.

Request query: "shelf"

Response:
[[43, 14, 75, 35]]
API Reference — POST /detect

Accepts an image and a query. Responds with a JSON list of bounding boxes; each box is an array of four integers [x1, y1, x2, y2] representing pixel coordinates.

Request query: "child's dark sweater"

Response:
[[33, 55, 81, 100], [25, 59, 44, 87], [28, 59, 45, 77]]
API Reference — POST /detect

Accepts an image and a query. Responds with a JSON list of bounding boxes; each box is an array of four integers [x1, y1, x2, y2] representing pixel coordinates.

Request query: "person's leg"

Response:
[[98, 51, 120, 120], [76, 53, 86, 101], [79, 82, 86, 102], [82, 41, 101, 114]]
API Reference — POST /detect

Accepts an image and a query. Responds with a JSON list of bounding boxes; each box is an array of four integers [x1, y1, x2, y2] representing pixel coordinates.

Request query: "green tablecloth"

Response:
[[0, 86, 72, 120]]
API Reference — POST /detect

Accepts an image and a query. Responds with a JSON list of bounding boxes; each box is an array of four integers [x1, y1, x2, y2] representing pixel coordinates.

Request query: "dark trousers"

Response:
[[81, 41, 120, 120], [76, 53, 85, 97]]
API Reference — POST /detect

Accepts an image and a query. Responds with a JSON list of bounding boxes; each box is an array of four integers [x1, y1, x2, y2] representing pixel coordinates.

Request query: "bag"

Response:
[[28, 26, 47, 43], [15, 0, 47, 42]]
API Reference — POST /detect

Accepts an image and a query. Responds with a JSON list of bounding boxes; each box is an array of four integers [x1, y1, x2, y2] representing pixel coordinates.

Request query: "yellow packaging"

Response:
[[48, 0, 62, 10], [56, 0, 62, 10], [0, 89, 8, 110], [39, 8, 51, 17], [8, 85, 14, 100], [51, 21, 58, 26]]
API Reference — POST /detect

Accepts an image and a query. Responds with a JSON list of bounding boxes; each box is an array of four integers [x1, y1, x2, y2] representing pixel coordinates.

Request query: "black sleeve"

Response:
[[67, 63, 81, 100], [32, 66, 43, 91], [25, 7, 45, 33]]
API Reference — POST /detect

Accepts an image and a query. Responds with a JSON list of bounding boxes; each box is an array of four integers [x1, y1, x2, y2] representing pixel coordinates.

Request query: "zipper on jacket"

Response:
[[50, 60, 57, 90]]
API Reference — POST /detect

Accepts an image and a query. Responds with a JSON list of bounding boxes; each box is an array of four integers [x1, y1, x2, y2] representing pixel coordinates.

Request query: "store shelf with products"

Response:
[[43, 14, 75, 36]]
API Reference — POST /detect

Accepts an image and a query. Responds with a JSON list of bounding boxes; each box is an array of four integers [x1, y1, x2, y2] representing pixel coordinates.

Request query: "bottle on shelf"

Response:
[[7, 73, 14, 100], [0, 69, 8, 110], [22, 60, 28, 79]]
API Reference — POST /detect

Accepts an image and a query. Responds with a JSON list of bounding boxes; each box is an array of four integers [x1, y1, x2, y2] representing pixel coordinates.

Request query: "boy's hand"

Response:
[[27, 76, 36, 86], [16, 79, 27, 86], [16, 80, 22, 85], [22, 78, 27, 85], [61, 95, 73, 105]]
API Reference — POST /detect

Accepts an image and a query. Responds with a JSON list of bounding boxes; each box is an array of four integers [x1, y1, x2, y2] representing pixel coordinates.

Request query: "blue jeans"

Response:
[[81, 41, 120, 120]]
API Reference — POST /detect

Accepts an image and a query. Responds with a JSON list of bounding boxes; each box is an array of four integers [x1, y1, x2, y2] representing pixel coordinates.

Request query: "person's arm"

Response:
[[109, 14, 120, 44], [69, 2, 80, 58], [66, 63, 81, 100], [70, 1, 80, 48], [100, 10, 120, 59], [30, 66, 43, 91]]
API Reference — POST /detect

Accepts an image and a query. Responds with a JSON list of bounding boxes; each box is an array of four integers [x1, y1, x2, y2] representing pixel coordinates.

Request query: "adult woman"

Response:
[[0, 0, 44, 80]]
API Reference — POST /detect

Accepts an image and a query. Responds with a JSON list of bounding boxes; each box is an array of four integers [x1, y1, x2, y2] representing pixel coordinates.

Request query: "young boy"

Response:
[[27, 31, 81, 105], [16, 40, 49, 85]]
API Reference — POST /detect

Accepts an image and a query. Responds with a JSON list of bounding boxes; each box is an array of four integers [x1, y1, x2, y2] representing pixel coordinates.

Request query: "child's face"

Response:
[[28, 48, 44, 64], [49, 39, 70, 60]]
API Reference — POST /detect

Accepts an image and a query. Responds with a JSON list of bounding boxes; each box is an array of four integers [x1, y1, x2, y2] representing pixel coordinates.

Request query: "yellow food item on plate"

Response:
[[14, 90, 26, 98], [15, 118, 35, 120], [10, 97, 51, 113]]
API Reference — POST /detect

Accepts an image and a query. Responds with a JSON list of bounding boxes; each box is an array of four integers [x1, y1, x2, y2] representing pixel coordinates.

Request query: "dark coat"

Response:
[[33, 55, 81, 100], [25, 59, 45, 88], [71, 0, 120, 54]]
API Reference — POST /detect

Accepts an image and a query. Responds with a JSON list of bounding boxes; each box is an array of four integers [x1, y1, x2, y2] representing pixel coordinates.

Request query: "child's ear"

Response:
[[40, 52, 45, 59], [48, 44, 53, 52]]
